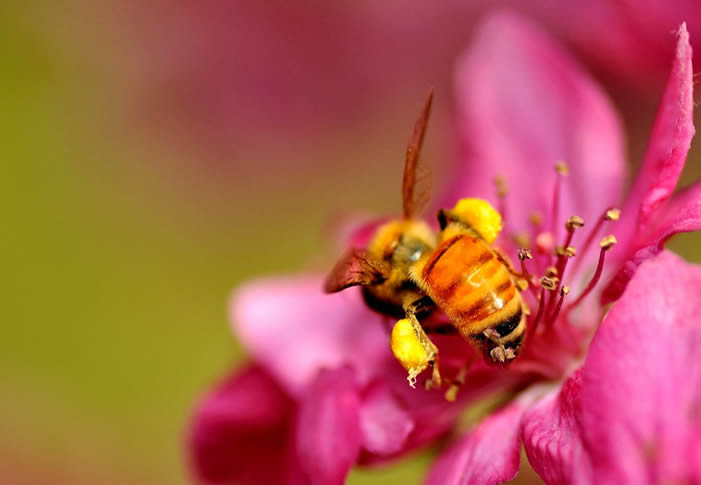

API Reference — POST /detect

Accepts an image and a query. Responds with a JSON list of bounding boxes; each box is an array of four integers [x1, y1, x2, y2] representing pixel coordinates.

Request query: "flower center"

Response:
[[497, 163, 620, 339]]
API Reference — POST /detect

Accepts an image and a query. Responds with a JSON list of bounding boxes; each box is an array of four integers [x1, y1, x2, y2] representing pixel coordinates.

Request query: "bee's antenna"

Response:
[[402, 87, 434, 219]]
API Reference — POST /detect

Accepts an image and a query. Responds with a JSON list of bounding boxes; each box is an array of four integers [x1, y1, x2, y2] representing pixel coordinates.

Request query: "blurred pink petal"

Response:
[[615, 23, 695, 255], [426, 397, 532, 485], [604, 181, 701, 302], [518, 1, 701, 88], [295, 367, 362, 485], [232, 277, 389, 396], [188, 365, 296, 485], [524, 251, 701, 483], [446, 11, 625, 238], [358, 380, 414, 455]]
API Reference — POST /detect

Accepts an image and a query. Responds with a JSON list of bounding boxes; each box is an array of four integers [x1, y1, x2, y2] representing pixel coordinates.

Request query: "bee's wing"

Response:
[[402, 87, 434, 219], [323, 248, 391, 293]]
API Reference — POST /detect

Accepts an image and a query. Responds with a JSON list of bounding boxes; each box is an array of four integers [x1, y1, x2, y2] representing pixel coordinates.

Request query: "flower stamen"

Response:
[[571, 207, 620, 275], [444, 359, 471, 402], [545, 285, 569, 330], [548, 244, 576, 319], [517, 248, 540, 301], [568, 235, 617, 310], [530, 285, 547, 335], [494, 175, 508, 223], [544, 216, 582, 318], [550, 163, 569, 242]]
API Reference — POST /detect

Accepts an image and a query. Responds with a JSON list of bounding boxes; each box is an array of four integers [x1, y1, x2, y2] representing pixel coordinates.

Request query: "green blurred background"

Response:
[[3, 3, 699, 484]]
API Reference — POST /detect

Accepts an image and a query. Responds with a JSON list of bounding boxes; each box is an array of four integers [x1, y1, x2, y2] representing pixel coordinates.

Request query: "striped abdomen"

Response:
[[416, 233, 522, 340]]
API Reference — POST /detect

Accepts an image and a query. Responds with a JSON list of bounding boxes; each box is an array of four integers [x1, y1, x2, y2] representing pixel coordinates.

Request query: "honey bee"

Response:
[[324, 89, 526, 391]]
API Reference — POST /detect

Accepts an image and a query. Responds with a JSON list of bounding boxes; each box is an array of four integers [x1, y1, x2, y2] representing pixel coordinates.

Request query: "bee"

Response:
[[324, 89, 526, 391]]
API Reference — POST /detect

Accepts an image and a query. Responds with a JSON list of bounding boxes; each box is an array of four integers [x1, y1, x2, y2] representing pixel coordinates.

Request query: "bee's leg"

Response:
[[406, 295, 456, 336], [493, 247, 527, 279], [482, 329, 507, 363], [406, 295, 435, 317], [423, 354, 442, 391], [482, 326, 520, 363], [390, 298, 442, 388]]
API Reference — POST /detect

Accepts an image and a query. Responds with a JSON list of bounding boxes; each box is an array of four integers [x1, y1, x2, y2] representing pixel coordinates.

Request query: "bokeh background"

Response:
[[3, 2, 700, 484]]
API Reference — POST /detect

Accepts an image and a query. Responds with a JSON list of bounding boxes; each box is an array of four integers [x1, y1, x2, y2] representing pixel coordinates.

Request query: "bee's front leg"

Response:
[[493, 247, 528, 280]]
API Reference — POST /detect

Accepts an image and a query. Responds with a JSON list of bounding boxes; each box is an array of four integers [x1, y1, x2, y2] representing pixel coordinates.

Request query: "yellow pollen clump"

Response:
[[390, 318, 433, 388], [451, 198, 503, 244]]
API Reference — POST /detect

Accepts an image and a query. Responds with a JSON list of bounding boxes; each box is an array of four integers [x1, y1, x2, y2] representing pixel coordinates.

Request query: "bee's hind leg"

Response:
[[406, 296, 444, 388], [390, 296, 442, 389]]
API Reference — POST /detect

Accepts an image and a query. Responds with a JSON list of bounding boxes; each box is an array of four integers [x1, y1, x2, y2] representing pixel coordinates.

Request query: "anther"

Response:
[[560, 215, 584, 253], [556, 246, 576, 258], [444, 366, 468, 402], [518, 248, 539, 300], [568, 235, 617, 310], [555, 162, 570, 176], [494, 176, 508, 198], [600, 235, 617, 250], [544, 265, 561, 320], [566, 216, 584, 230], [494, 176, 509, 225], [550, 242, 576, 318], [529, 212, 543, 227], [605, 208, 621, 221], [540, 276, 559, 291], [513, 232, 530, 249]]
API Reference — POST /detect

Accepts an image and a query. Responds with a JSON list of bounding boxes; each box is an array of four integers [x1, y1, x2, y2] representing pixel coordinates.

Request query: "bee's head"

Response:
[[368, 219, 435, 264]]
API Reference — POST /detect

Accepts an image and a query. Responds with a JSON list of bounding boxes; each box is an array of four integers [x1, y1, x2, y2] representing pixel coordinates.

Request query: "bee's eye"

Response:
[[384, 239, 400, 259]]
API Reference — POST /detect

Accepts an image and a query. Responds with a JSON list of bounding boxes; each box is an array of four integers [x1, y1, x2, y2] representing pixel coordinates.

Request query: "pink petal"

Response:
[[295, 367, 362, 485], [358, 380, 414, 455], [580, 251, 701, 483], [615, 23, 695, 254], [521, 376, 592, 485], [445, 11, 625, 241], [602, 180, 701, 303], [188, 365, 296, 485], [426, 398, 532, 485], [232, 276, 390, 396], [524, 251, 701, 484]]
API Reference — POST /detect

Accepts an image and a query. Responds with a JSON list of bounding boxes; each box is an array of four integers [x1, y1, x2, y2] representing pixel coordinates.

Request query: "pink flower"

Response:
[[188, 12, 701, 485]]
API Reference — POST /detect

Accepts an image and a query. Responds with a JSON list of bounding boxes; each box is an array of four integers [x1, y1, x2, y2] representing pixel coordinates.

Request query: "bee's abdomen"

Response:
[[421, 234, 520, 336]]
